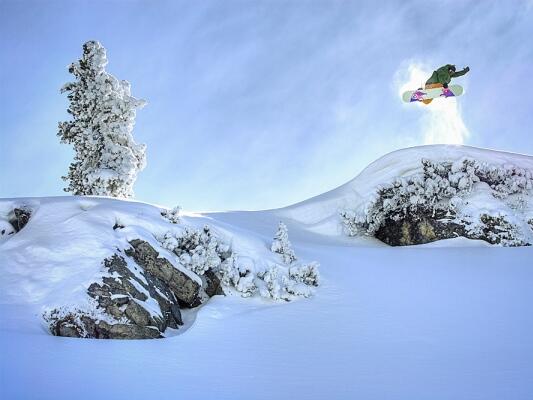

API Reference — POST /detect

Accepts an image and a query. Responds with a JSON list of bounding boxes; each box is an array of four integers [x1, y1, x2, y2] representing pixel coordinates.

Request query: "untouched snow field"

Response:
[[1, 145, 533, 399]]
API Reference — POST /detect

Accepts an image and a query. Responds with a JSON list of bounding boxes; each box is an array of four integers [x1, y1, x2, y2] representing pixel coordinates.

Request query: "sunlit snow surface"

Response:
[[1, 145, 533, 399]]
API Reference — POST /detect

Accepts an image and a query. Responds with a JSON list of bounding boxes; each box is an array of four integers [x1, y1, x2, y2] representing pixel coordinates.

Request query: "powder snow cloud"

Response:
[[396, 62, 470, 145]]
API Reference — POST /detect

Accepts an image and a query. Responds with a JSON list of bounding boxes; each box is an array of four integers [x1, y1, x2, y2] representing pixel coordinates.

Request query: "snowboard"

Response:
[[402, 84, 463, 103]]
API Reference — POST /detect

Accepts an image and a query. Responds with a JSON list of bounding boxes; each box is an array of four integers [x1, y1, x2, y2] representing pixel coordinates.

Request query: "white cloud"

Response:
[[396, 62, 469, 145]]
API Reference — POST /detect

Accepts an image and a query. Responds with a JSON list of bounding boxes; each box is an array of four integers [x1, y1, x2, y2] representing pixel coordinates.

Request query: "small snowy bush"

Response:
[[256, 264, 318, 300], [289, 262, 320, 287], [159, 225, 230, 276], [218, 256, 258, 298], [271, 221, 297, 264], [161, 206, 182, 224], [58, 40, 146, 198], [462, 213, 530, 247]]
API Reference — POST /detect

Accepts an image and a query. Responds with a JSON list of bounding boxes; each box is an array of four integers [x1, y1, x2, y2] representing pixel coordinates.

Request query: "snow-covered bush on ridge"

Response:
[[159, 225, 230, 276], [341, 157, 533, 245], [256, 261, 320, 300], [289, 262, 320, 286], [157, 223, 319, 301], [462, 213, 529, 247], [217, 256, 258, 298], [58, 40, 146, 198], [161, 206, 182, 224], [271, 221, 297, 264]]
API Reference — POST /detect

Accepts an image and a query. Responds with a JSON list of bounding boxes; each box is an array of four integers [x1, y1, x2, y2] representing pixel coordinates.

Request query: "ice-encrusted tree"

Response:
[[271, 221, 297, 264], [58, 40, 146, 198]]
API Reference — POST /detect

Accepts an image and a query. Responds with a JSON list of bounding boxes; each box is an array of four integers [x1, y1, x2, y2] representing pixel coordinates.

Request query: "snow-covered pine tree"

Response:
[[58, 41, 146, 198], [271, 221, 297, 264]]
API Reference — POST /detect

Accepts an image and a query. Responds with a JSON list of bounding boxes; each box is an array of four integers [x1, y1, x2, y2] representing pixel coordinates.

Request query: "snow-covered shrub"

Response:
[[289, 262, 320, 287], [161, 206, 181, 224], [158, 223, 320, 300], [218, 256, 258, 297], [218, 257, 318, 300], [58, 40, 146, 198], [476, 163, 533, 198], [256, 265, 315, 300], [342, 157, 533, 241], [271, 221, 297, 264], [462, 213, 530, 247], [256, 266, 288, 300], [159, 226, 230, 276]]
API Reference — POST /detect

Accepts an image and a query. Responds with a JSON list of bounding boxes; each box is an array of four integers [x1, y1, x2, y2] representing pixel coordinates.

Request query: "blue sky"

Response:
[[1, 0, 533, 211]]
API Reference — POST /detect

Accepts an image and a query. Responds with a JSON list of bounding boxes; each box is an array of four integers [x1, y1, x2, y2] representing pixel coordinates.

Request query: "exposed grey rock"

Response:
[[87, 251, 185, 336], [204, 269, 224, 298], [170, 304, 183, 326], [8, 207, 32, 232], [47, 239, 225, 339], [124, 301, 152, 327], [95, 321, 161, 340], [48, 312, 161, 339], [126, 239, 201, 307], [375, 212, 530, 246], [375, 212, 465, 246]]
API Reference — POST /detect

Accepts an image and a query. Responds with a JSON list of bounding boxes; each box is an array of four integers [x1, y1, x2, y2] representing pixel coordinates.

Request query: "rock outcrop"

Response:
[[46, 239, 223, 339], [374, 212, 530, 246], [8, 207, 32, 232], [341, 157, 533, 247]]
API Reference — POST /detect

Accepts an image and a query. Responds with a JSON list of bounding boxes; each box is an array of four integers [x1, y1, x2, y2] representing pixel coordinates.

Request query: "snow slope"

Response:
[[1, 145, 533, 399]]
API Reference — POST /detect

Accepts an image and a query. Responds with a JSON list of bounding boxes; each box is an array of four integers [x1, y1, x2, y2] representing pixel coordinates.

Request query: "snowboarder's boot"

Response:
[[422, 83, 444, 105]]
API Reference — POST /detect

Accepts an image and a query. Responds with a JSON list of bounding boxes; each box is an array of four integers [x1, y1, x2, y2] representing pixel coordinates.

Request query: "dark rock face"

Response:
[[375, 214, 465, 246], [204, 269, 224, 298], [125, 239, 201, 307], [48, 312, 161, 339], [47, 239, 224, 339], [375, 212, 529, 247], [9, 208, 32, 232]]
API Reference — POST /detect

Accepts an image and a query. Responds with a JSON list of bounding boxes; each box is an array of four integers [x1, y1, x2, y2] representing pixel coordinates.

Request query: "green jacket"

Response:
[[426, 64, 468, 85]]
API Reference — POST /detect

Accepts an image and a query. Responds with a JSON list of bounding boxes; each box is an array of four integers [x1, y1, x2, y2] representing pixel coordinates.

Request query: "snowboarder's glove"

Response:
[[443, 83, 448, 88], [464, 66, 470, 73]]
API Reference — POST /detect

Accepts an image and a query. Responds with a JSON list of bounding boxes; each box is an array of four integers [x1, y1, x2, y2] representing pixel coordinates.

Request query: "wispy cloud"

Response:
[[396, 62, 469, 145]]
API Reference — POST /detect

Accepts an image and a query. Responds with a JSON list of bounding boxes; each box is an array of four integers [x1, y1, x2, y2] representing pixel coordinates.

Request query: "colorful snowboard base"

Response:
[[402, 84, 463, 104]]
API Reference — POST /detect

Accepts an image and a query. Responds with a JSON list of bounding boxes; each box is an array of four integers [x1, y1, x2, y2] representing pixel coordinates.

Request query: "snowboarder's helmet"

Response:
[[448, 65, 456, 72]]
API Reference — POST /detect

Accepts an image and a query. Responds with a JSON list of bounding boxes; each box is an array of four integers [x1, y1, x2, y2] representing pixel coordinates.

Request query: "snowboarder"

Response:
[[410, 64, 469, 104], [425, 64, 470, 89], [402, 64, 470, 104]]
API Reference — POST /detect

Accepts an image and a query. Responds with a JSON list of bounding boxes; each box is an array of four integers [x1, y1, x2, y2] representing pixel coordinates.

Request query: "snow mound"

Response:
[[278, 145, 533, 241], [0, 197, 319, 338]]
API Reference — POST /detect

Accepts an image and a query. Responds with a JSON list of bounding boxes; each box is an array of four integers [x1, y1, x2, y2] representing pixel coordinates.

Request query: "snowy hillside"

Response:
[[281, 145, 533, 246], [1, 145, 533, 399]]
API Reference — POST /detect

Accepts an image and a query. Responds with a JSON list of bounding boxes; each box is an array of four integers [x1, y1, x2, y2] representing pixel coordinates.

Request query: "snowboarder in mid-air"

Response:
[[402, 64, 470, 105], [425, 64, 470, 89]]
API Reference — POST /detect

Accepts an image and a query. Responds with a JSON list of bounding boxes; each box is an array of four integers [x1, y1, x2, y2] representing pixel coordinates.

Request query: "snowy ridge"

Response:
[[278, 145, 533, 236]]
